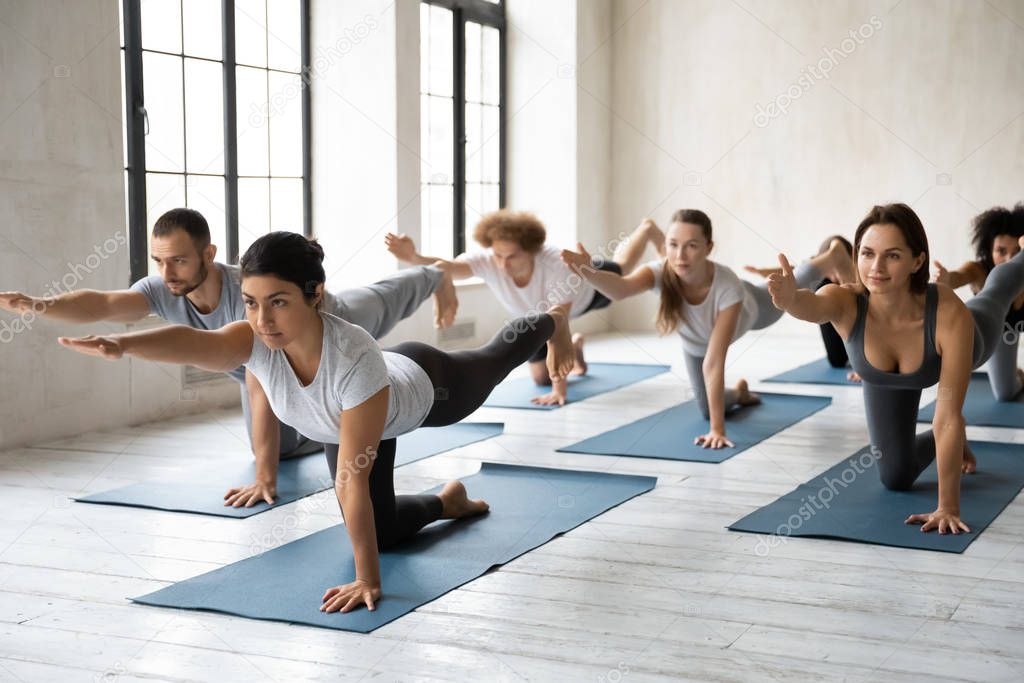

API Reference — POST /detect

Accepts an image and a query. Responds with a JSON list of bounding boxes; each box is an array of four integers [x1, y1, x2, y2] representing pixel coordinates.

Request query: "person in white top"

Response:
[[385, 209, 665, 405], [58, 231, 576, 615], [561, 209, 854, 450]]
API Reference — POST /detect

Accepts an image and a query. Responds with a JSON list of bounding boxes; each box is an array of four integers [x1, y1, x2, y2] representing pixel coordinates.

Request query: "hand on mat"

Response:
[[767, 254, 797, 309], [384, 232, 416, 262], [694, 430, 734, 449], [57, 334, 124, 359], [560, 243, 593, 276], [321, 579, 381, 613], [532, 385, 568, 406], [224, 480, 277, 507], [0, 291, 37, 314], [932, 260, 950, 286], [905, 509, 971, 535]]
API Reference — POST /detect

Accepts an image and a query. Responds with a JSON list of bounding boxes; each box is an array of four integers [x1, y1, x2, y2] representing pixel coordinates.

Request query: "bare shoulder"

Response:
[[934, 283, 972, 327]]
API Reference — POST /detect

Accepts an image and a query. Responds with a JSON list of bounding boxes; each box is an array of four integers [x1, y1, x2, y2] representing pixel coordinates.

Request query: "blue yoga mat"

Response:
[[557, 393, 832, 463], [73, 423, 505, 518], [763, 358, 860, 386], [482, 362, 670, 410], [729, 441, 1024, 553], [132, 462, 656, 632], [918, 372, 1024, 428]]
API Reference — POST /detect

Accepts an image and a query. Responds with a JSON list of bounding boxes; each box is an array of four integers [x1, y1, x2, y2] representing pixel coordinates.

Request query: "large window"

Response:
[[420, 0, 504, 258], [121, 0, 310, 282]]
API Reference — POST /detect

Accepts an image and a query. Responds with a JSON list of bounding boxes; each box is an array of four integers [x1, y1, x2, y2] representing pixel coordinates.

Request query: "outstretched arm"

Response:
[[768, 254, 855, 329], [561, 243, 655, 301], [0, 289, 150, 323], [321, 387, 389, 614], [384, 233, 474, 279], [932, 260, 985, 292], [57, 320, 253, 372]]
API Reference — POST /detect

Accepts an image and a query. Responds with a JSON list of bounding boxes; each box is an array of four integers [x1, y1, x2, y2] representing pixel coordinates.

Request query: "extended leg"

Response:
[[330, 265, 445, 340], [966, 249, 1024, 368]]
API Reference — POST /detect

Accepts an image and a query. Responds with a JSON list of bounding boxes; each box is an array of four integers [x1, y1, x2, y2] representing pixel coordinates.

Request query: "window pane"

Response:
[[464, 101, 481, 183], [482, 25, 500, 105], [424, 183, 453, 258], [187, 175, 227, 257], [425, 95, 453, 184], [142, 52, 185, 172], [236, 66, 270, 176], [145, 173, 187, 275], [268, 71, 303, 177], [267, 0, 301, 72], [238, 178, 270, 256], [141, 0, 182, 53], [182, 0, 222, 60], [270, 178, 303, 233], [464, 22, 480, 104], [184, 58, 224, 174], [482, 104, 500, 183], [428, 4, 452, 97], [464, 182, 482, 233], [235, 0, 268, 68], [481, 182, 499, 215], [419, 4, 429, 96]]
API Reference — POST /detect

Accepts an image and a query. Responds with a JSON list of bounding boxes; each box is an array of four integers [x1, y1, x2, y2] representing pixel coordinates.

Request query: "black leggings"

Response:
[[324, 313, 557, 549]]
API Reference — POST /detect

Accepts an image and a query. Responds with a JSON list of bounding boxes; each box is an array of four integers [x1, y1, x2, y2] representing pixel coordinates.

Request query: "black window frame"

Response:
[[421, 0, 506, 256], [122, 0, 312, 284]]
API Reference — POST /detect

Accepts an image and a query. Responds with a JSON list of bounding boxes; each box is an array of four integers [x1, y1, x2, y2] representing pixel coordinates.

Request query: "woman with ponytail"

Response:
[[561, 209, 853, 449]]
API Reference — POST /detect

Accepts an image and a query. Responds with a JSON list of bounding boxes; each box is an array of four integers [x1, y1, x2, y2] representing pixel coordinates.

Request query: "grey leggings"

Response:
[[685, 262, 821, 419], [869, 251, 1024, 490], [241, 266, 444, 458], [985, 322, 1022, 401]]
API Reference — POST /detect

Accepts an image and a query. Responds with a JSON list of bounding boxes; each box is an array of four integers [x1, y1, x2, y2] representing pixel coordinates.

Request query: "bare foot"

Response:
[[432, 265, 458, 329], [438, 480, 489, 519], [571, 332, 587, 376], [963, 443, 977, 474], [847, 371, 862, 383], [545, 305, 576, 382], [736, 378, 762, 407], [1016, 367, 1024, 390]]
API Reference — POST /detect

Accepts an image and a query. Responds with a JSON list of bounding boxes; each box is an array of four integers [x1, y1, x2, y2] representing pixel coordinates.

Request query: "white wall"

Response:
[[0, 0, 239, 451], [607, 0, 1024, 331]]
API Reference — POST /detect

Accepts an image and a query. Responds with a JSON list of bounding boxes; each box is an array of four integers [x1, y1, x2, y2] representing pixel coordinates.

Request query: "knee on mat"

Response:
[[991, 383, 1022, 402], [879, 469, 916, 492]]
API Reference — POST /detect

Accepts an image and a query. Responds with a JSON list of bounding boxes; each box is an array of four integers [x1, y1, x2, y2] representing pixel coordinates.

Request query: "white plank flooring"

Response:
[[1, 325, 1022, 682]]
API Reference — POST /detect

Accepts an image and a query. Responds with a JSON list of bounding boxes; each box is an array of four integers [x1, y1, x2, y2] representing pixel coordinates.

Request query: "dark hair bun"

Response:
[[240, 231, 327, 302], [307, 238, 325, 263]]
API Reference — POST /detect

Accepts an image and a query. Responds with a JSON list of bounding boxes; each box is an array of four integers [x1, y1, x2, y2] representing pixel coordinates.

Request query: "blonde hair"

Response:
[[472, 209, 546, 253]]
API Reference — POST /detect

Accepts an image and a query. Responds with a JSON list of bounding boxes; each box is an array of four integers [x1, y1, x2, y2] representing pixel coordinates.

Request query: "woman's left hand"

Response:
[[58, 335, 125, 359], [905, 508, 971, 534], [321, 578, 381, 613], [694, 430, 734, 449]]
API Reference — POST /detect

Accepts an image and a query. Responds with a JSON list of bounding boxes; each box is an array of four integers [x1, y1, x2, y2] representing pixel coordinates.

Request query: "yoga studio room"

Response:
[[2, 0, 1023, 679]]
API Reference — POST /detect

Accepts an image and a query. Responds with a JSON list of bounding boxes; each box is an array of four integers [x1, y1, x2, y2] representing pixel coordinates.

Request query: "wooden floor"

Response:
[[1, 324, 1022, 682]]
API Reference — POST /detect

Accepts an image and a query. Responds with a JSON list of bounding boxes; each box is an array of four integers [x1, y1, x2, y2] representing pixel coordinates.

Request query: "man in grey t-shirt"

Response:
[[0, 208, 458, 461]]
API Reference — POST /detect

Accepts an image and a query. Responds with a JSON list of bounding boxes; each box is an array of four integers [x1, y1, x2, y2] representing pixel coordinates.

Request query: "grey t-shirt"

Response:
[[643, 258, 758, 357], [130, 263, 341, 382], [243, 313, 434, 444]]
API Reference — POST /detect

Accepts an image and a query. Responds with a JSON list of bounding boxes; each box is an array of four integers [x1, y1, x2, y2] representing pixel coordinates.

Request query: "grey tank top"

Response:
[[845, 283, 942, 389]]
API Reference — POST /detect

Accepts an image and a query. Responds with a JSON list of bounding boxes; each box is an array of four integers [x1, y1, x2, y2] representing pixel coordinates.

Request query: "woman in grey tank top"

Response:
[[57, 232, 578, 616], [769, 203, 1024, 537]]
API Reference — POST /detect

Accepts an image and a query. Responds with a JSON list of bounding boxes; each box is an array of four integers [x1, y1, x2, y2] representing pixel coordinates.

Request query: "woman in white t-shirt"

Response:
[[58, 232, 576, 615], [385, 210, 665, 405], [562, 209, 853, 449]]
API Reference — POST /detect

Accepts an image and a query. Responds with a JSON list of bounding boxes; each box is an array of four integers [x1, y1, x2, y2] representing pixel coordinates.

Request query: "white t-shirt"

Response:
[[243, 313, 434, 444], [458, 244, 597, 318], [643, 259, 758, 357]]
